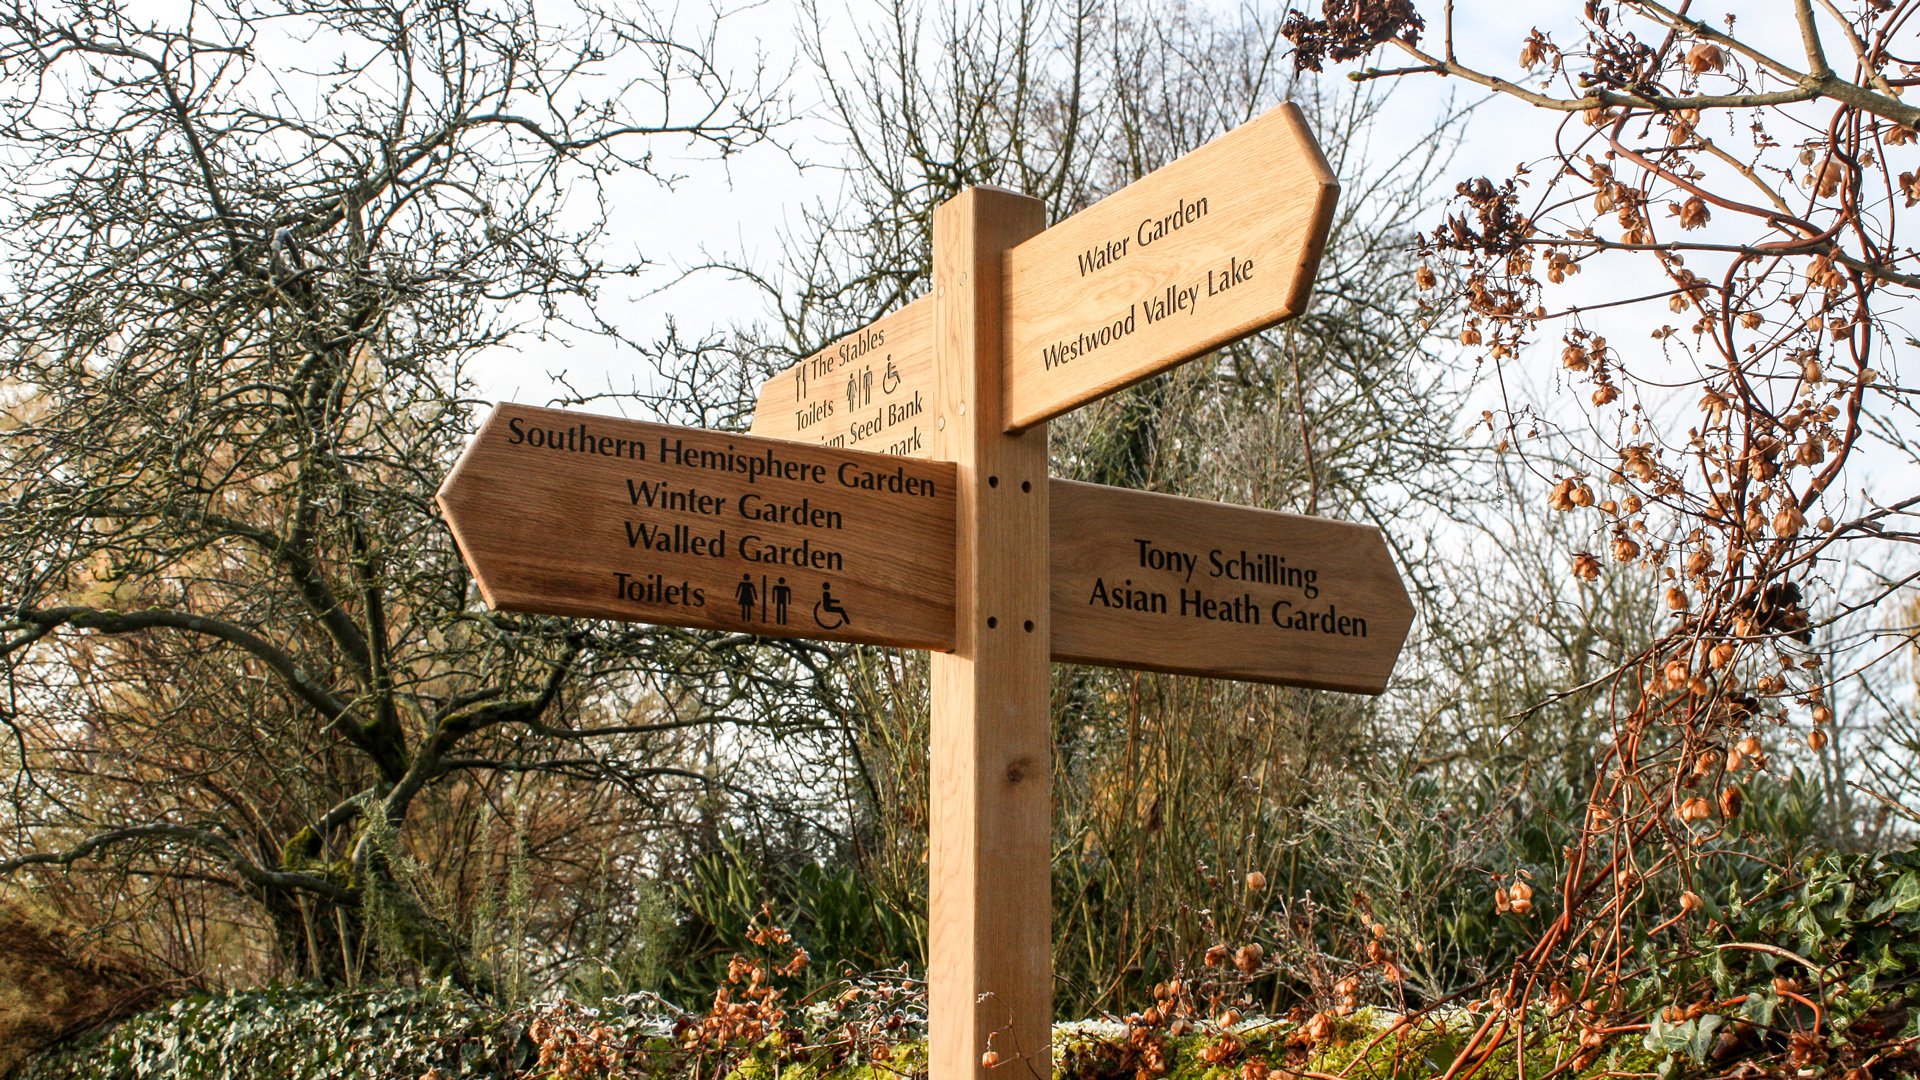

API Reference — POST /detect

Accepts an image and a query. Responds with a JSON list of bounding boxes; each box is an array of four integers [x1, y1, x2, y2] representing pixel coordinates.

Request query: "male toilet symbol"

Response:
[[772, 577, 792, 625]]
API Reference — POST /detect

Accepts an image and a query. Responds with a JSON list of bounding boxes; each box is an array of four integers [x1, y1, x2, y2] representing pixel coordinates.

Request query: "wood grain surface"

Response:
[[437, 404, 956, 651], [1001, 102, 1338, 431], [928, 187, 1053, 1080], [1049, 480, 1412, 693], [749, 298, 936, 458]]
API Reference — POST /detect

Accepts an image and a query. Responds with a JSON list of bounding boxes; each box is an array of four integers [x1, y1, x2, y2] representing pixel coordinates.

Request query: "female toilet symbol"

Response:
[[735, 574, 758, 621], [813, 581, 850, 629]]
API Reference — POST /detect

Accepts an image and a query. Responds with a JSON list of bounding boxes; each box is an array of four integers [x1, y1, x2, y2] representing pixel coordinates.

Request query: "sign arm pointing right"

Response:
[[999, 102, 1338, 432]]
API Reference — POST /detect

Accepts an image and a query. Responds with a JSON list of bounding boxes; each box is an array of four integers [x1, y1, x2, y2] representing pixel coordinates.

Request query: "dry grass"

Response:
[[0, 897, 169, 1077]]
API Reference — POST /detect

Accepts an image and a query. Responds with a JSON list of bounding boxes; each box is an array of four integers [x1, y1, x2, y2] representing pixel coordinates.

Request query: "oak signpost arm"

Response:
[[929, 187, 1051, 1080]]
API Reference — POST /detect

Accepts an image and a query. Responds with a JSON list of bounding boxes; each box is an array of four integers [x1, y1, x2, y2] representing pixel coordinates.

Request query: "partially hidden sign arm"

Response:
[[749, 298, 935, 458]]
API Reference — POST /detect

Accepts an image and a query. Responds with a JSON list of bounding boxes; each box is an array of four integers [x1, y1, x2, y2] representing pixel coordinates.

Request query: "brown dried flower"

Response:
[[1519, 29, 1554, 70], [1815, 158, 1844, 198], [1719, 785, 1745, 818], [1684, 41, 1726, 73], [1234, 943, 1264, 973], [1303, 1012, 1334, 1043], [1774, 505, 1805, 537]]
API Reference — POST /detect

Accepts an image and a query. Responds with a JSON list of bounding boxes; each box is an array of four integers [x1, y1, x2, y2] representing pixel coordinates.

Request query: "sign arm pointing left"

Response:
[[436, 404, 958, 652]]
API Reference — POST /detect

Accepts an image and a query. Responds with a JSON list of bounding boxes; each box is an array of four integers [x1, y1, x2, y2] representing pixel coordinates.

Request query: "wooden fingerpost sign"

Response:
[[1048, 481, 1412, 693], [443, 99, 1400, 1080]]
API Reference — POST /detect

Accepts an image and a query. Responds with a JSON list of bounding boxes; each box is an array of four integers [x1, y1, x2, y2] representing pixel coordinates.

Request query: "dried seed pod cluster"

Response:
[[1291, 3, 1909, 1071]]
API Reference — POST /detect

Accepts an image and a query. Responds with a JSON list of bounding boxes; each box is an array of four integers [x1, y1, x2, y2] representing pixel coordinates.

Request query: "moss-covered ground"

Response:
[[17, 990, 1675, 1080]]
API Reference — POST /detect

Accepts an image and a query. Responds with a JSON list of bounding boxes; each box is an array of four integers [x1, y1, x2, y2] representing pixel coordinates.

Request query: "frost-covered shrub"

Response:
[[18, 984, 526, 1079]]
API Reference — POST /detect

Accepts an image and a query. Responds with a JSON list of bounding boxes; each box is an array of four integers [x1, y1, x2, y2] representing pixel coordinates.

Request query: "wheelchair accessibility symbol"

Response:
[[813, 580, 851, 630]]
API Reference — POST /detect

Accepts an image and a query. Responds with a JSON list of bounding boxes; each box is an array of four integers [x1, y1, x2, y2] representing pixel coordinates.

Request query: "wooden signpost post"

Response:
[[440, 100, 1397, 1080]]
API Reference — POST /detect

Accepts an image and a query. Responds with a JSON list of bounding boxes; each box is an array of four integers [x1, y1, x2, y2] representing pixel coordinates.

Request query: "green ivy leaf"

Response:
[[1688, 1014, 1726, 1064], [1865, 871, 1920, 918], [1645, 1015, 1692, 1055]]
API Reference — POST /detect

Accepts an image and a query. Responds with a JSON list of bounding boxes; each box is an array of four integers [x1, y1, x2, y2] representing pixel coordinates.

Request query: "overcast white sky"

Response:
[[463, 0, 838, 405], [462, 0, 1827, 389], [465, 0, 1522, 406], [466, 0, 1916, 519]]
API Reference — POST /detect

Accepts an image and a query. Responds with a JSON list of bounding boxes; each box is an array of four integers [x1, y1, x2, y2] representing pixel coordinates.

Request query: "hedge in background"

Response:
[[16, 985, 529, 1079], [24, 843, 1920, 1080], [0, 901, 168, 1076]]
